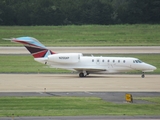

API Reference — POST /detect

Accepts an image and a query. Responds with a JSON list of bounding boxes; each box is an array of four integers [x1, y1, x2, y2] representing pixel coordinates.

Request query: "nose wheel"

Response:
[[141, 72, 145, 78]]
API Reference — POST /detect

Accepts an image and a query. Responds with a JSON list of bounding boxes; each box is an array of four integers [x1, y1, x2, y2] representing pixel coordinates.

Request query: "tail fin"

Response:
[[10, 37, 55, 58]]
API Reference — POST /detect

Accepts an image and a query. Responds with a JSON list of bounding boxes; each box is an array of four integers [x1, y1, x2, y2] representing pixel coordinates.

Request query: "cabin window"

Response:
[[123, 60, 125, 63], [133, 60, 135, 63], [97, 60, 99, 62], [108, 60, 110, 62], [92, 59, 94, 62], [113, 60, 115, 63], [118, 60, 120, 63], [102, 60, 104, 62]]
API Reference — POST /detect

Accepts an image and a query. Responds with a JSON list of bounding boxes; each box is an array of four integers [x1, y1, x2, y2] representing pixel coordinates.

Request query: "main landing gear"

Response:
[[79, 72, 85, 77], [79, 71, 89, 77], [141, 72, 145, 78]]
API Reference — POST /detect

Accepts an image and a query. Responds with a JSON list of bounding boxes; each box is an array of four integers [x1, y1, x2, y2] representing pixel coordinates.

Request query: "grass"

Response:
[[0, 24, 160, 46], [0, 55, 69, 73], [0, 96, 159, 117], [0, 54, 159, 74], [135, 97, 160, 104]]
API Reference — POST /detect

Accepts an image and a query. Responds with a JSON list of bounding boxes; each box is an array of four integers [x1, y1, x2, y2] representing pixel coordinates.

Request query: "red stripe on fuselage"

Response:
[[50, 50, 56, 54], [33, 50, 48, 58]]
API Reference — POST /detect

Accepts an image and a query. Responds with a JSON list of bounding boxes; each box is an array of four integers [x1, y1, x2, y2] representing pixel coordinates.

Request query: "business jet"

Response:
[[5, 37, 156, 78]]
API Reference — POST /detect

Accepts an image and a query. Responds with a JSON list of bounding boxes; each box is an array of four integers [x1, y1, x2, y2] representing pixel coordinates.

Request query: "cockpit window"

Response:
[[138, 60, 142, 63], [134, 60, 143, 63], [135, 60, 138, 63]]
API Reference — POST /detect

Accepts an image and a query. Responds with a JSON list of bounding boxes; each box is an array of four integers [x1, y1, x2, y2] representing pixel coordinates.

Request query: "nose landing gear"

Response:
[[141, 72, 145, 78]]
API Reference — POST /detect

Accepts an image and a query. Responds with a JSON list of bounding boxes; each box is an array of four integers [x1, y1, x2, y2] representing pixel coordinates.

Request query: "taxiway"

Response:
[[0, 74, 160, 92]]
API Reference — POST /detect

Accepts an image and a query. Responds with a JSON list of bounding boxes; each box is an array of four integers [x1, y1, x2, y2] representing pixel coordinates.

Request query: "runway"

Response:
[[0, 46, 160, 54]]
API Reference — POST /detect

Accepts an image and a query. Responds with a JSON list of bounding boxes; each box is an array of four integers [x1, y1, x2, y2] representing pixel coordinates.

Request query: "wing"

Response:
[[74, 67, 106, 72]]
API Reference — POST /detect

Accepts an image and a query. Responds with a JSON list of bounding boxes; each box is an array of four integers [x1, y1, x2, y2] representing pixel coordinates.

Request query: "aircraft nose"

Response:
[[142, 63, 157, 72], [149, 64, 156, 70], [152, 66, 157, 70]]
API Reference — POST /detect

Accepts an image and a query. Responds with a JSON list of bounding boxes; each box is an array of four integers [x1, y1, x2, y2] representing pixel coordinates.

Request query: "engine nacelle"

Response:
[[48, 53, 83, 64]]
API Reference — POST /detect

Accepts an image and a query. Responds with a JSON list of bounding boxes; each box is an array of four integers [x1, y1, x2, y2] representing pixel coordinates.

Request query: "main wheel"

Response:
[[79, 73, 84, 77]]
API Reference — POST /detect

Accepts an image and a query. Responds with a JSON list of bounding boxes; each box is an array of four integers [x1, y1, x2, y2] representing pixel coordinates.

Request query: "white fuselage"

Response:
[[8, 36, 156, 78], [34, 53, 156, 75]]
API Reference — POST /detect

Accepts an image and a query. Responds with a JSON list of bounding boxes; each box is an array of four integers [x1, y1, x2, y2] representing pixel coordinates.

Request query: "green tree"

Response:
[[0, 0, 160, 25]]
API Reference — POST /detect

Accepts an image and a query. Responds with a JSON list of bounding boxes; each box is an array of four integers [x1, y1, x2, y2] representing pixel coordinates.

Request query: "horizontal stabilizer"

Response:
[[2, 38, 14, 40]]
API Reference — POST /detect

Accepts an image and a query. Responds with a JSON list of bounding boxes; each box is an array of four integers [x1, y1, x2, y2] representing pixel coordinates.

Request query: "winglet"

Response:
[[2, 38, 14, 41]]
